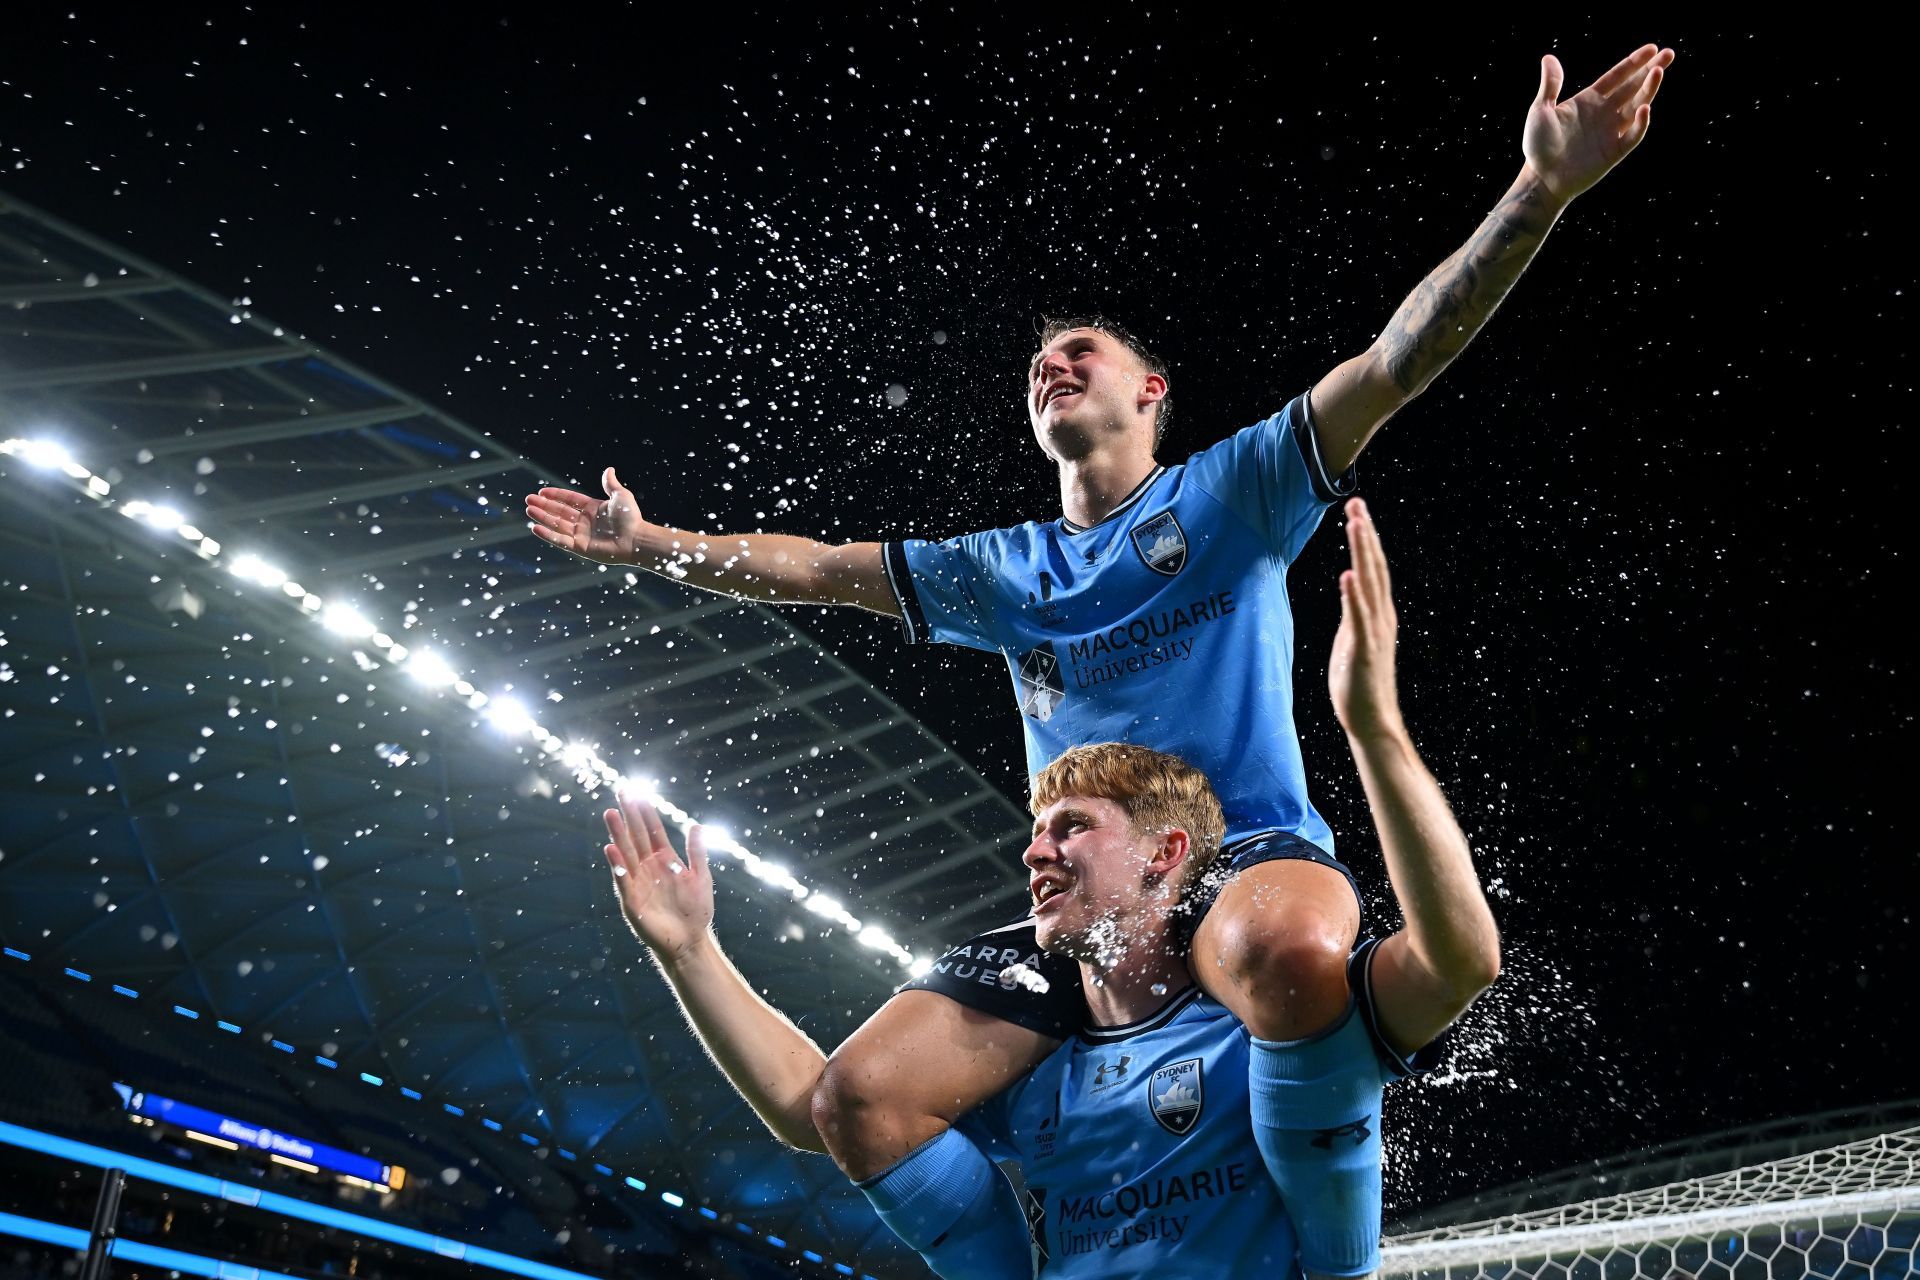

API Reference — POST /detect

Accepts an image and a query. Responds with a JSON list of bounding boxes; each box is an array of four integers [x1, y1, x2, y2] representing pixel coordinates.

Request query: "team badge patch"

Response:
[[1130, 510, 1188, 575], [1016, 641, 1064, 722], [1149, 1058, 1203, 1136]]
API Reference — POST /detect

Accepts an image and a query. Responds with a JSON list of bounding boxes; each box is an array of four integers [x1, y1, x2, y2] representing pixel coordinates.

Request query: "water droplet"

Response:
[[1150, 982, 1168, 996]]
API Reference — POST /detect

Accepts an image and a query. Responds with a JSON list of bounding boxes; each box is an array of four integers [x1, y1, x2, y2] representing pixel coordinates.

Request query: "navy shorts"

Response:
[[895, 831, 1359, 1040]]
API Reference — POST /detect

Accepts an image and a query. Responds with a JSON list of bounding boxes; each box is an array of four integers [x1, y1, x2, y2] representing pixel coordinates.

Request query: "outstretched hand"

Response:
[[1524, 43, 1674, 204], [526, 467, 649, 566], [1328, 498, 1404, 740], [603, 791, 715, 965]]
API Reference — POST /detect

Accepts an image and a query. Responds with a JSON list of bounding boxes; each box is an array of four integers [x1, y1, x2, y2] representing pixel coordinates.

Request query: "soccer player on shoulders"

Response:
[[534, 42, 1667, 1277], [602, 500, 1502, 1277]]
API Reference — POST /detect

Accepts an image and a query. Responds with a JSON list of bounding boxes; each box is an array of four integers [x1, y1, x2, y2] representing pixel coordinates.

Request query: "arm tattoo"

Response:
[[1377, 181, 1561, 396]]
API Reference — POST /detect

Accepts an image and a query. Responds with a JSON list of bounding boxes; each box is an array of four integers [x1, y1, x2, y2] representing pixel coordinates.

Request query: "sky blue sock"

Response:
[[1249, 1003, 1385, 1277], [855, 1128, 1032, 1280]]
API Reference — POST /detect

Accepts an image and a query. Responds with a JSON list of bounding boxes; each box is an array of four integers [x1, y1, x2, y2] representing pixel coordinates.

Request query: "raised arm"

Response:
[[1310, 44, 1674, 472], [1327, 498, 1501, 1055], [602, 791, 829, 1151], [527, 467, 899, 617]]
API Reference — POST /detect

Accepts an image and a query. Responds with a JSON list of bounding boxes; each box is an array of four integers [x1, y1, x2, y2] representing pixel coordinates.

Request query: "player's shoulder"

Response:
[[1181, 395, 1311, 463], [900, 516, 1055, 574]]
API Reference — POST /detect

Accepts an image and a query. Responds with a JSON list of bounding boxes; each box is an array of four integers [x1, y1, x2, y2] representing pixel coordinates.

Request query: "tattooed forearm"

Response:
[[1376, 174, 1564, 396]]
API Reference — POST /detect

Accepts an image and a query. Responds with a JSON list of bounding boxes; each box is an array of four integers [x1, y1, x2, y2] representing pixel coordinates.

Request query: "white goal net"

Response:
[[1381, 1126, 1920, 1278]]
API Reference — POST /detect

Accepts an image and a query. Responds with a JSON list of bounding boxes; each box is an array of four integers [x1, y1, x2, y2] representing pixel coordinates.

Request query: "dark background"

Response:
[[3, 7, 1909, 1215]]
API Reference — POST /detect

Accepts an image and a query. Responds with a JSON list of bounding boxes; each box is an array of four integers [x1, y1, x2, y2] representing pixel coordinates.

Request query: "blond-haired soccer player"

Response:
[[603, 499, 1499, 1277]]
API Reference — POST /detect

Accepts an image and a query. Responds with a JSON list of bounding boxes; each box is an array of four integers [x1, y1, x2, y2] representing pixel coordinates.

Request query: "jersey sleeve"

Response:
[[1182, 390, 1357, 562], [881, 533, 1003, 651], [954, 1090, 1018, 1162], [1348, 936, 1452, 1081]]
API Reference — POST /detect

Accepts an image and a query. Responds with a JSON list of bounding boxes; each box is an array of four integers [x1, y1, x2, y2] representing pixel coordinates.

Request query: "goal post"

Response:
[[1381, 1127, 1920, 1278]]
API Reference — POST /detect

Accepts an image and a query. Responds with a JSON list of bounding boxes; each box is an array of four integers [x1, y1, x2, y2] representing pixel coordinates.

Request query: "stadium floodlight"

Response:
[[229, 554, 288, 588], [615, 775, 665, 806], [16, 439, 73, 471], [405, 649, 460, 687], [3, 438, 933, 972], [322, 602, 378, 638], [485, 697, 539, 737]]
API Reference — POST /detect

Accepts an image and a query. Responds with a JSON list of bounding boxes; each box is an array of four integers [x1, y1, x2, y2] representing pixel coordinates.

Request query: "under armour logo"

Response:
[[1093, 1056, 1133, 1086], [1310, 1115, 1374, 1149]]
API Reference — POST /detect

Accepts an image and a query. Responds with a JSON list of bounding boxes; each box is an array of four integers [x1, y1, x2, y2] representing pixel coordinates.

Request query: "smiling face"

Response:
[[1026, 327, 1167, 464], [1024, 793, 1186, 963]]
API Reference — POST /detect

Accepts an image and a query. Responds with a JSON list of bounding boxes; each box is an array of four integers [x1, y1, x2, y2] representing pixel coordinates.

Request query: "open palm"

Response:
[[604, 792, 715, 964], [525, 466, 648, 566], [1524, 44, 1674, 204], [1328, 498, 1402, 740]]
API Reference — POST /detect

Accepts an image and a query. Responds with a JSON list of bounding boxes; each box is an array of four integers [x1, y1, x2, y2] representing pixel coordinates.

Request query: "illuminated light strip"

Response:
[[1, 436, 932, 975], [113, 1237, 307, 1280], [184, 1128, 242, 1151], [7, 793, 870, 1275], [0, 1120, 602, 1280], [0, 1208, 89, 1250], [0, 1210, 310, 1280]]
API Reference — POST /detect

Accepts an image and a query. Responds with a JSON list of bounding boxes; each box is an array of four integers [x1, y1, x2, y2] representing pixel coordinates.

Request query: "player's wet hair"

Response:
[[1033, 315, 1174, 447], [1030, 742, 1224, 897]]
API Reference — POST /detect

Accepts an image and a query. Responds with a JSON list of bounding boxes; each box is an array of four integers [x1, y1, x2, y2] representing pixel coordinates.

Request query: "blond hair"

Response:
[[1030, 743, 1226, 892]]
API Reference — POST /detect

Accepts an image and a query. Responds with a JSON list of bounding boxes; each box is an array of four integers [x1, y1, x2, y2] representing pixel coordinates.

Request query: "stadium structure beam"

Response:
[[0, 344, 307, 392], [626, 590, 759, 635], [512, 623, 668, 672], [220, 456, 527, 522], [565, 639, 799, 711], [649, 673, 866, 747], [0, 276, 171, 304], [910, 878, 1032, 935], [263, 652, 397, 1085], [41, 523, 224, 1020], [323, 519, 529, 575], [859, 845, 1010, 900], [0, 324, 187, 351], [436, 567, 610, 621], [753, 753, 949, 828], [112, 405, 429, 459], [806, 792, 994, 870], [696, 716, 907, 797]]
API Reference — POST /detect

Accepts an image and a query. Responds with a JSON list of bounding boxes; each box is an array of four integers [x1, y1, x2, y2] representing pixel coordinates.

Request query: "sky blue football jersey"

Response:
[[883, 392, 1353, 849], [958, 940, 1423, 1279]]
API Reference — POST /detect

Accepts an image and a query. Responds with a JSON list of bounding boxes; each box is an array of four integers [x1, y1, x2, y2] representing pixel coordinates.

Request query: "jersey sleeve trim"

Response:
[[1294, 390, 1360, 504], [1348, 937, 1448, 1079], [880, 540, 930, 645]]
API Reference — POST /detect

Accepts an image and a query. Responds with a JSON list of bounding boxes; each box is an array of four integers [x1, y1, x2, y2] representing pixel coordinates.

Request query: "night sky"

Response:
[[3, 8, 1909, 1216]]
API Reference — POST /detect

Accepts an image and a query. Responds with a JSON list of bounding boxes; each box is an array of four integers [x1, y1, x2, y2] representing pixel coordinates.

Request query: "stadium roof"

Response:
[[0, 187, 1033, 1275]]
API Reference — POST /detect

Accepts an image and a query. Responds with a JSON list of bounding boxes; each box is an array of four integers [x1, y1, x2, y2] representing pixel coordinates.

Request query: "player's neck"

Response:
[[1078, 943, 1191, 1029], [1056, 447, 1158, 529]]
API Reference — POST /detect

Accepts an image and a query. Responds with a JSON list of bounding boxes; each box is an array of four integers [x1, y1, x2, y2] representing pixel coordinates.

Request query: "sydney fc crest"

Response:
[[1149, 1058, 1203, 1136], [1130, 510, 1188, 576], [1017, 641, 1065, 723]]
